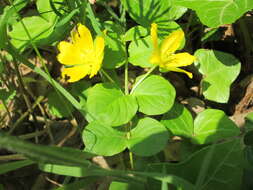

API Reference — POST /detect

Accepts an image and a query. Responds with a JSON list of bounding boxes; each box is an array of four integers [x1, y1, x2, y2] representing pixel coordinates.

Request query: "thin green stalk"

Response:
[[130, 66, 157, 94], [100, 68, 115, 83], [124, 61, 129, 95]]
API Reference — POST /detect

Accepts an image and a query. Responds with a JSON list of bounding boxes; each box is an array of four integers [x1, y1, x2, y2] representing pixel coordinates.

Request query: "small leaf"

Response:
[[128, 117, 170, 156], [87, 83, 138, 126], [172, 0, 253, 27], [132, 75, 176, 115], [195, 49, 241, 103], [161, 103, 194, 138], [82, 121, 127, 156], [192, 109, 240, 144]]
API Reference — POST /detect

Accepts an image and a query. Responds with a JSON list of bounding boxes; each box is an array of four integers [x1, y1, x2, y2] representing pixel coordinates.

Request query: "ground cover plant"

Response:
[[1, 0, 253, 189]]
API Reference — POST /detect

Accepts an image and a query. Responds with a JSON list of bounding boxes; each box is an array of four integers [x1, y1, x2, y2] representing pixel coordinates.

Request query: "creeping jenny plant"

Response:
[[150, 23, 195, 78], [57, 24, 105, 82]]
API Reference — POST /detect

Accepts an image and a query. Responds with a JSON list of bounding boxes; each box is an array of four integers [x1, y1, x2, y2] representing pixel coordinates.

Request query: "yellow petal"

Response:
[[151, 23, 158, 49], [89, 36, 105, 77], [167, 67, 193, 78], [71, 23, 93, 51], [164, 53, 196, 68], [62, 65, 90, 82], [57, 41, 82, 66], [161, 30, 184, 56]]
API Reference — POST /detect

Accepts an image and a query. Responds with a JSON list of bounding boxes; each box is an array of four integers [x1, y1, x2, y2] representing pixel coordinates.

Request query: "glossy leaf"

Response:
[[161, 103, 194, 138], [83, 121, 126, 156], [172, 0, 253, 27], [195, 49, 241, 103], [122, 0, 187, 27], [192, 109, 240, 144], [132, 75, 176, 115], [128, 117, 170, 156], [87, 83, 138, 126]]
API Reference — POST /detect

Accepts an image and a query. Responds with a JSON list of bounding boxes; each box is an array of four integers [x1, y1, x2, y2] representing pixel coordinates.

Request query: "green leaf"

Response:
[[82, 121, 126, 156], [39, 164, 90, 177], [124, 25, 149, 42], [192, 109, 240, 144], [36, 0, 57, 22], [87, 83, 138, 126], [132, 75, 176, 115], [0, 160, 34, 175], [128, 117, 170, 156], [122, 0, 187, 27], [128, 22, 181, 68], [195, 49, 241, 103], [103, 21, 126, 69], [0, 132, 94, 167], [172, 0, 253, 27], [148, 139, 243, 190], [9, 16, 55, 50], [161, 102, 194, 138], [47, 91, 74, 118]]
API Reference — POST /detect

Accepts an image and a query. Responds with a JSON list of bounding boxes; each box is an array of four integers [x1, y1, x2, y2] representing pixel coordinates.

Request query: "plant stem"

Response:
[[130, 65, 157, 94], [2, 100, 12, 123], [100, 69, 115, 83]]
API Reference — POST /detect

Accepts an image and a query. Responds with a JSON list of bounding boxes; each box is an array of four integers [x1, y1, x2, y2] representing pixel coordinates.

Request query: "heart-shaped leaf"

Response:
[[195, 49, 241, 103]]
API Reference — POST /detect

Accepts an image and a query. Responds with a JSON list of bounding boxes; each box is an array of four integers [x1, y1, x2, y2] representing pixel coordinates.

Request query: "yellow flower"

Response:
[[150, 23, 195, 78], [57, 23, 105, 82]]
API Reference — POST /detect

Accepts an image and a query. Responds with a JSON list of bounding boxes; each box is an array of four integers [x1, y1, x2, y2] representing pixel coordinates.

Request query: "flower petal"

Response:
[[71, 24, 93, 51], [167, 67, 193, 78], [151, 23, 158, 49], [161, 30, 184, 56], [62, 65, 90, 82], [89, 36, 105, 78], [164, 53, 196, 68], [57, 41, 82, 66]]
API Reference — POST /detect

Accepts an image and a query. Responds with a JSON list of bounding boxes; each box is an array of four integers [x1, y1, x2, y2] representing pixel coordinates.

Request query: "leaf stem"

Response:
[[130, 66, 157, 94]]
